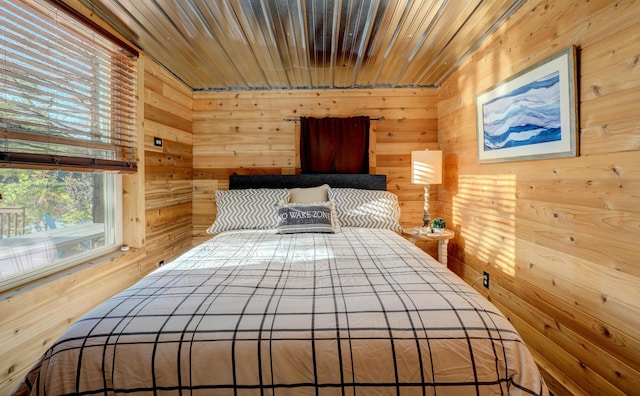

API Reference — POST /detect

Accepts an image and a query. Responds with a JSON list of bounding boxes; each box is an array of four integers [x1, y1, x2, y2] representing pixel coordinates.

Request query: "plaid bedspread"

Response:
[[14, 228, 548, 396]]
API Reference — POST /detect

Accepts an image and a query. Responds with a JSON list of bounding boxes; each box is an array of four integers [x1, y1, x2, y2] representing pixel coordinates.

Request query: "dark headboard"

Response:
[[229, 174, 387, 190]]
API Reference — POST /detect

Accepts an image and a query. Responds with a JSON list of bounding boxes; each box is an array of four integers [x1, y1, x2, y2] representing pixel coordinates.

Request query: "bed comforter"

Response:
[[14, 228, 548, 396]]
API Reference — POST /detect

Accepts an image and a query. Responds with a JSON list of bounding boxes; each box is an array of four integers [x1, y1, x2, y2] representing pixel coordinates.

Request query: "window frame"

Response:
[[0, 172, 123, 292], [0, 0, 140, 292]]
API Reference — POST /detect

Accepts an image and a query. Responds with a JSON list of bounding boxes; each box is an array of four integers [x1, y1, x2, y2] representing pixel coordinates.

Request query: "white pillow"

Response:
[[328, 188, 402, 232], [207, 188, 290, 233], [289, 184, 329, 203]]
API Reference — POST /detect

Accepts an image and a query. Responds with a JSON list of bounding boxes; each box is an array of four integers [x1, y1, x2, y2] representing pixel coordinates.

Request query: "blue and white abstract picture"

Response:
[[476, 46, 578, 163], [482, 71, 560, 151]]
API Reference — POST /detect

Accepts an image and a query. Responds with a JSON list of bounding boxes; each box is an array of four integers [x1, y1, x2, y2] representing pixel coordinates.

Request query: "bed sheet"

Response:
[[14, 228, 547, 396]]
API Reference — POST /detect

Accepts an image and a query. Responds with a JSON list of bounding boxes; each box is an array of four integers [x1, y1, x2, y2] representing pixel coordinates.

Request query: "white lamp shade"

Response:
[[411, 150, 442, 185]]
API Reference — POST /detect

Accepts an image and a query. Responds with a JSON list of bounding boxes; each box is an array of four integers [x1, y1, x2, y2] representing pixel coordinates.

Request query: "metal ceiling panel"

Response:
[[81, 0, 524, 91]]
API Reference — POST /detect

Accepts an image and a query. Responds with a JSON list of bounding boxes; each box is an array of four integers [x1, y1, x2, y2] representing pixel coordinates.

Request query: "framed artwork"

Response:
[[476, 45, 578, 163]]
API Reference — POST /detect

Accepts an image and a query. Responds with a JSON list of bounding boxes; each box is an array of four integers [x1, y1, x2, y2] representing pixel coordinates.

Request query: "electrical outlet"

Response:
[[153, 137, 163, 147], [482, 272, 490, 289], [159, 260, 165, 267]]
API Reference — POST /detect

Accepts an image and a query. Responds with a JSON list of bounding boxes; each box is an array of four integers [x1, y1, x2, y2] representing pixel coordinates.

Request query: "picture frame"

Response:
[[476, 45, 578, 163]]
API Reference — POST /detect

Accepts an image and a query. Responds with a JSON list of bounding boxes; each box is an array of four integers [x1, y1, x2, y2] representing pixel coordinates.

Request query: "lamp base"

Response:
[[423, 184, 431, 227]]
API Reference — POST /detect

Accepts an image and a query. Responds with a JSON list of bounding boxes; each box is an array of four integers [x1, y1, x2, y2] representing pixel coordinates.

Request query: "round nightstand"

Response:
[[405, 228, 455, 266]]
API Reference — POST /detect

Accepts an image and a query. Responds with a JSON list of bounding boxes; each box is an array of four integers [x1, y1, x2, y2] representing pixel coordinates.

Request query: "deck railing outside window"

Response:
[[0, 207, 26, 238]]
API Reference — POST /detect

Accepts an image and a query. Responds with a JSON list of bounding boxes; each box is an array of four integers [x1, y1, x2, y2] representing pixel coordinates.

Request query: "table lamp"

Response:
[[411, 149, 443, 227]]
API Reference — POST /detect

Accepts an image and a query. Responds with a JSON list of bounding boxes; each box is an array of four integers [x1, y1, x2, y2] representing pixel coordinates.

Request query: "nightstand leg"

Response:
[[437, 240, 449, 266]]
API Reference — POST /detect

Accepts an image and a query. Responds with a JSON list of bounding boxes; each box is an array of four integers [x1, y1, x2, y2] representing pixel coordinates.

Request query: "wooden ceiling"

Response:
[[81, 0, 524, 91]]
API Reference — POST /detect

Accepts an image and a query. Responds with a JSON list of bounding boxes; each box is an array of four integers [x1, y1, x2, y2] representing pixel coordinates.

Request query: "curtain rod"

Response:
[[283, 117, 384, 122]]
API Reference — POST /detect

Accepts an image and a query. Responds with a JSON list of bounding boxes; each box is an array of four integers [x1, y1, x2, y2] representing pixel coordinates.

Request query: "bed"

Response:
[[13, 174, 548, 396]]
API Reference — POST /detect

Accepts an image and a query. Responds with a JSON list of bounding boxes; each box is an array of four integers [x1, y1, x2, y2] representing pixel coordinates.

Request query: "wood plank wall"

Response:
[[0, 55, 194, 394], [192, 89, 439, 246], [143, 59, 194, 266], [437, 1, 640, 394]]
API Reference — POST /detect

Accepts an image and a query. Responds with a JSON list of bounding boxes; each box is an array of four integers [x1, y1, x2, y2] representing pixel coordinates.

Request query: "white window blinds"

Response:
[[1, 0, 138, 172]]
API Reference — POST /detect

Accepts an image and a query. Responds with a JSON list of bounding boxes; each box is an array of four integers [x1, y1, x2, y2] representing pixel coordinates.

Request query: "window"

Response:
[[0, 0, 137, 291], [0, 169, 121, 289]]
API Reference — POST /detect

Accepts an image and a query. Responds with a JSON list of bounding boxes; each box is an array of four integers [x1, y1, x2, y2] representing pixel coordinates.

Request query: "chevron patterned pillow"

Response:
[[207, 188, 290, 233], [328, 188, 402, 232]]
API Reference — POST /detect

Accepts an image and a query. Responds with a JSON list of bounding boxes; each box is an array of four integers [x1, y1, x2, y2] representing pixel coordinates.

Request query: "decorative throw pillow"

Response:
[[276, 202, 338, 234], [289, 184, 330, 203], [206, 188, 290, 233], [328, 188, 402, 232]]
